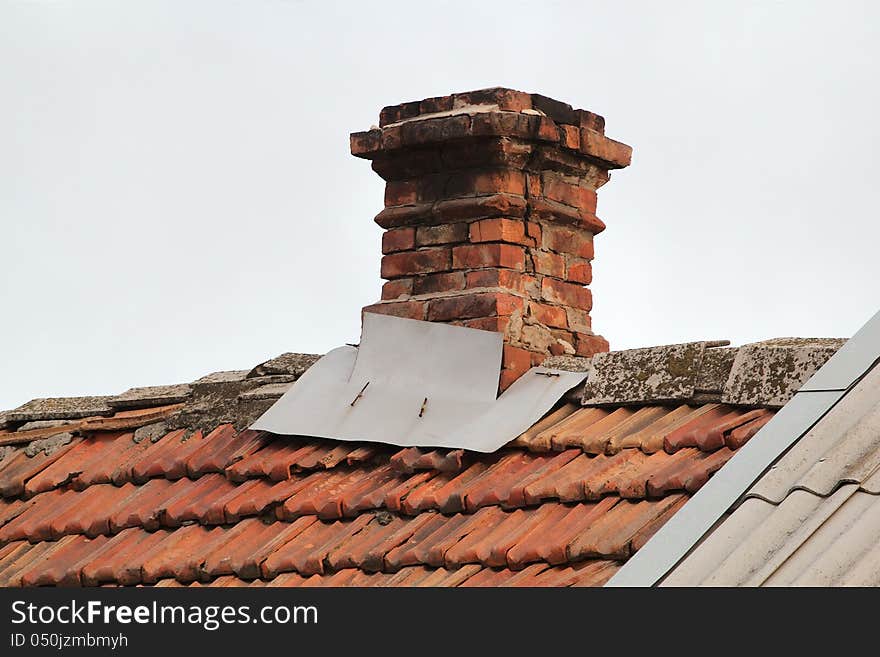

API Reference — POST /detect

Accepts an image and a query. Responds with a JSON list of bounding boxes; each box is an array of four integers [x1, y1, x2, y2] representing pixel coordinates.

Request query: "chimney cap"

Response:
[[351, 87, 632, 170]]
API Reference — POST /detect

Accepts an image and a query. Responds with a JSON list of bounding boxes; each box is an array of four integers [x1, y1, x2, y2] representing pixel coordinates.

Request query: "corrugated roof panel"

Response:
[[662, 486, 856, 586], [746, 365, 880, 503]]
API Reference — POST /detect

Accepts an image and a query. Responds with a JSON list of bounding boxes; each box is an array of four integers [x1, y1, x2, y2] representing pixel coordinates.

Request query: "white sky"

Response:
[[2, 0, 879, 410]]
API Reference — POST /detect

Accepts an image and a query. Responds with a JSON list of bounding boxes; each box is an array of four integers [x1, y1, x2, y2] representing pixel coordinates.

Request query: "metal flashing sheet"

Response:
[[250, 313, 586, 453]]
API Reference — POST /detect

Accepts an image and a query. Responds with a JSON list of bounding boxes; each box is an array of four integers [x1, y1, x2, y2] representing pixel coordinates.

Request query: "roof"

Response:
[[0, 338, 842, 588], [654, 315, 880, 586]]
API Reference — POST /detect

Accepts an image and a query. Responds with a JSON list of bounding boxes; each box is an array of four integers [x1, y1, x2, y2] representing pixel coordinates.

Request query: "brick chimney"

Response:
[[352, 88, 632, 390]]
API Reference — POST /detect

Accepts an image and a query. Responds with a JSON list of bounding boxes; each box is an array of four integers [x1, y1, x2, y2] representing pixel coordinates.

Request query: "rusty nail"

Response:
[[350, 381, 370, 406]]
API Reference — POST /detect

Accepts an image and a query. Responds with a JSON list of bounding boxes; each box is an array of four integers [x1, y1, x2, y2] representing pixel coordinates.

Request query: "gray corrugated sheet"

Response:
[[746, 365, 880, 503], [662, 484, 880, 586], [607, 309, 880, 587]]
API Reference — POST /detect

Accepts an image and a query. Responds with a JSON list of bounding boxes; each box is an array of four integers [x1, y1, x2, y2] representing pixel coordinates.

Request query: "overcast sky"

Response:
[[2, 0, 878, 410]]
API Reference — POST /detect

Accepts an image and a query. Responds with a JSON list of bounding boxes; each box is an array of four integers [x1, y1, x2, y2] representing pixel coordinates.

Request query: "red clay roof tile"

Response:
[[0, 402, 771, 587]]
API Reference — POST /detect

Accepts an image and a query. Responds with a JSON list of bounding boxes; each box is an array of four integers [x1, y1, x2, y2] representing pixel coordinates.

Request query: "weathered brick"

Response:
[[452, 88, 533, 112], [363, 300, 425, 321], [419, 95, 454, 114], [542, 175, 598, 213], [526, 222, 542, 243], [576, 109, 605, 133], [531, 93, 577, 125], [531, 250, 565, 278], [530, 352, 548, 367], [382, 279, 413, 300], [382, 228, 416, 254], [575, 333, 610, 357], [458, 316, 513, 333], [565, 257, 592, 285], [381, 248, 451, 279], [447, 169, 526, 198], [561, 124, 580, 150], [468, 218, 532, 245], [350, 130, 382, 157], [550, 328, 576, 352], [379, 100, 421, 127], [426, 293, 524, 321], [412, 271, 466, 295], [529, 302, 568, 329], [381, 124, 403, 150], [579, 128, 632, 169], [565, 307, 592, 334], [526, 173, 542, 198], [499, 368, 522, 392], [400, 115, 471, 147], [503, 345, 532, 372], [385, 180, 419, 207], [416, 223, 469, 246], [465, 268, 527, 293], [469, 111, 536, 140], [374, 204, 433, 229], [541, 278, 592, 310], [452, 243, 525, 271], [542, 224, 594, 259], [434, 194, 528, 222]]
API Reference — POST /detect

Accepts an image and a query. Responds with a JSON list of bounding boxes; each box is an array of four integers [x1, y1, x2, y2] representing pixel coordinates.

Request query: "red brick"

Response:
[[385, 181, 418, 207], [416, 223, 469, 246], [451, 88, 532, 112], [531, 250, 565, 278], [433, 194, 528, 223], [419, 95, 454, 114], [566, 258, 592, 284], [381, 248, 451, 279], [426, 293, 524, 321], [542, 176, 597, 213], [350, 130, 382, 157], [579, 128, 632, 168], [447, 169, 526, 197], [452, 244, 525, 271], [529, 302, 568, 329], [363, 300, 426, 321], [381, 124, 403, 150], [576, 109, 605, 133], [537, 116, 560, 142], [379, 100, 421, 127], [499, 368, 522, 392], [549, 342, 567, 356], [565, 307, 592, 333], [541, 278, 592, 310], [531, 352, 548, 366], [382, 228, 416, 254], [458, 316, 513, 333], [469, 111, 536, 140], [575, 333, 610, 357], [400, 115, 471, 147], [526, 174, 542, 198], [465, 268, 526, 293], [550, 328, 576, 351], [542, 224, 594, 259], [503, 345, 532, 372], [412, 271, 466, 295], [561, 124, 580, 150], [468, 218, 532, 245], [382, 279, 413, 300], [525, 222, 542, 243]]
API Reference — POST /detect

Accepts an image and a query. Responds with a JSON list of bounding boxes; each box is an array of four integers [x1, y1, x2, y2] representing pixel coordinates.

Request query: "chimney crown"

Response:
[[353, 87, 632, 390]]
